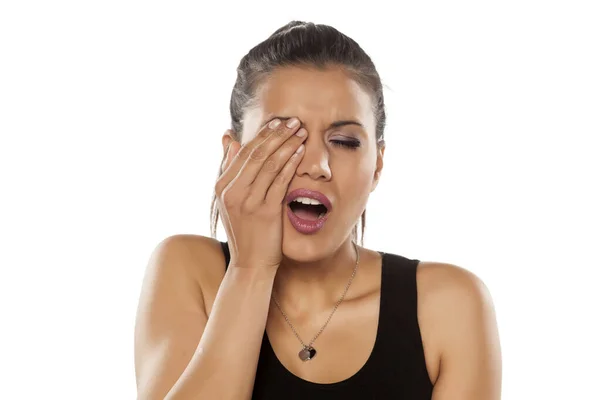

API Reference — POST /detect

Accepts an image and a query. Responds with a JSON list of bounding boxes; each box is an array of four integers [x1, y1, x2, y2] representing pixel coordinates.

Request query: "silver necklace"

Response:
[[271, 241, 360, 362]]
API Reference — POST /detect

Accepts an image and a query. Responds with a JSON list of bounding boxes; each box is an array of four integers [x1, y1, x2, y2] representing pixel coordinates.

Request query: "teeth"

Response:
[[292, 196, 323, 206]]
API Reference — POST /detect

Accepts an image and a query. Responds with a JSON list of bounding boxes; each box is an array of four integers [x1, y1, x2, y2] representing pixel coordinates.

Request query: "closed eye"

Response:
[[331, 139, 361, 150]]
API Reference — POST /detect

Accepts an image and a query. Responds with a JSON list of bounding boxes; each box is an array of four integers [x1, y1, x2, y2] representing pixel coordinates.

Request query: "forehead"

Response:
[[241, 65, 375, 141]]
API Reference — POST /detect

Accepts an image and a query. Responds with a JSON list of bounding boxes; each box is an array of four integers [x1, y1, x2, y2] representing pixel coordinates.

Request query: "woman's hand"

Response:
[[215, 118, 307, 269]]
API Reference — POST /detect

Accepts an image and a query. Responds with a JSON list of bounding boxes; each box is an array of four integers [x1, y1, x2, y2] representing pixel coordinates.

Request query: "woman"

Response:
[[134, 21, 502, 399]]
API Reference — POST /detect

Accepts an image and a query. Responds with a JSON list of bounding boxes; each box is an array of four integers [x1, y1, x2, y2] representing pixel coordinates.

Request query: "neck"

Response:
[[272, 239, 360, 314]]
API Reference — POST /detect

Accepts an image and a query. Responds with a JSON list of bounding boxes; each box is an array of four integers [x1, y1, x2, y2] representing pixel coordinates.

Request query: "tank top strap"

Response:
[[371, 251, 431, 391], [379, 251, 421, 331], [220, 241, 231, 270]]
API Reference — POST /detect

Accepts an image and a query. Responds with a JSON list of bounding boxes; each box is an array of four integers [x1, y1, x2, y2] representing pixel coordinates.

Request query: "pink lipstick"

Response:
[[285, 189, 332, 234]]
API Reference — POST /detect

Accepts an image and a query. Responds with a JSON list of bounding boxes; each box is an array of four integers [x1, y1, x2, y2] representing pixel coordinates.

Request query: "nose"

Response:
[[294, 133, 332, 181]]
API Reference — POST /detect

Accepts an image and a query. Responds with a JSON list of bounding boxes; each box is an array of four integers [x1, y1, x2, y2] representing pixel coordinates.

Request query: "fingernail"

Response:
[[296, 144, 305, 154], [286, 118, 300, 128], [269, 119, 281, 129], [295, 128, 307, 137]]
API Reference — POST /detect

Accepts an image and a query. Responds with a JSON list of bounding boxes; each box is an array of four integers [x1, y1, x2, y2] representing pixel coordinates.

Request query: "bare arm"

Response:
[[429, 264, 503, 400], [135, 118, 307, 399], [134, 235, 277, 400]]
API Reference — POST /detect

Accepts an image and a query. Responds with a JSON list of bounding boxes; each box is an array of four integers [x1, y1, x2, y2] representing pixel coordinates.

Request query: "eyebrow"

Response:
[[266, 116, 364, 130]]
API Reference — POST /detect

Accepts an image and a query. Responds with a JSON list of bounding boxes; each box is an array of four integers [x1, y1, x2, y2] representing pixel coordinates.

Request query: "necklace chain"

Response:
[[271, 241, 360, 351]]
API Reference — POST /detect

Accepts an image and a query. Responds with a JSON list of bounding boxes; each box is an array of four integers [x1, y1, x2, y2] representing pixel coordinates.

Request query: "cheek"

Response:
[[337, 162, 374, 207]]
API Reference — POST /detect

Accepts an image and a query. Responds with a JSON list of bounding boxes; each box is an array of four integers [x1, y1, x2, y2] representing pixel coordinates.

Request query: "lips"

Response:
[[285, 188, 332, 234], [285, 189, 333, 212]]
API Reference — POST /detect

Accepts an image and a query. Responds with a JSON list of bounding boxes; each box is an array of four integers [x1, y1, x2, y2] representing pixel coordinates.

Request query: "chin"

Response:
[[281, 222, 331, 262]]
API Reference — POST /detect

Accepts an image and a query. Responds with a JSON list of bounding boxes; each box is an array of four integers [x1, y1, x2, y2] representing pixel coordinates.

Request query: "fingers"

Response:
[[216, 138, 244, 197], [264, 140, 305, 206], [238, 118, 303, 187], [247, 128, 307, 207], [222, 140, 240, 173], [215, 118, 302, 196]]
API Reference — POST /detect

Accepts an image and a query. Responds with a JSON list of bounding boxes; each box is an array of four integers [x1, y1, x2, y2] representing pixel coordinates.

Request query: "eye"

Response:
[[331, 139, 361, 150]]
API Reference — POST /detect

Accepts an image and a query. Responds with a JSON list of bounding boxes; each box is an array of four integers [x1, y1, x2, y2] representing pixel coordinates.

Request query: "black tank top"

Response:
[[219, 241, 434, 399]]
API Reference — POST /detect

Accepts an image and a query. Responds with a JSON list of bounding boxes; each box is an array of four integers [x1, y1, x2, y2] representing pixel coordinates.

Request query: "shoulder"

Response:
[[416, 261, 497, 343], [147, 234, 225, 272], [141, 234, 228, 307], [134, 234, 227, 396], [416, 261, 493, 305], [148, 233, 223, 259], [416, 261, 502, 396], [382, 252, 490, 302]]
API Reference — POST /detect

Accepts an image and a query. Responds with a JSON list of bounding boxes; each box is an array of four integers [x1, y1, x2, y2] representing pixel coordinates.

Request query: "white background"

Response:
[[1, 0, 598, 398]]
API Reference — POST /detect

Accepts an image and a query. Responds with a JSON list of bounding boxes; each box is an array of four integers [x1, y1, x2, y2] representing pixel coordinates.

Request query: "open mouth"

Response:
[[288, 198, 329, 221]]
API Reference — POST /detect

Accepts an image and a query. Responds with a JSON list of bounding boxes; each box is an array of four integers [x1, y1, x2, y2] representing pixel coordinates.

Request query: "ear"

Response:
[[370, 144, 385, 192]]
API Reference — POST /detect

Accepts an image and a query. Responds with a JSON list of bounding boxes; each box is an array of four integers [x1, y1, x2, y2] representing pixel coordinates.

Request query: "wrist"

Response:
[[227, 263, 278, 284]]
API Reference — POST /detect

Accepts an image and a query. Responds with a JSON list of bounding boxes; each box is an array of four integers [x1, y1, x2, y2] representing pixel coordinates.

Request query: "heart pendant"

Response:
[[298, 346, 317, 361]]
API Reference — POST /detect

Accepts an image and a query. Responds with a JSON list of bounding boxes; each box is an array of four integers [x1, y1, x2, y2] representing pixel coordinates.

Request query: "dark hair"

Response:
[[210, 20, 387, 245]]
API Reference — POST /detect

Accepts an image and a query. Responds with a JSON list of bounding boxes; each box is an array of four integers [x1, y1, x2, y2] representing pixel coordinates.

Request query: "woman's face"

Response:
[[240, 65, 384, 261]]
